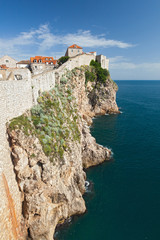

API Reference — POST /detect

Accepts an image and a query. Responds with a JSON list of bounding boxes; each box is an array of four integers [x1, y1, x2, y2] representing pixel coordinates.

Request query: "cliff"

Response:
[[7, 67, 118, 240]]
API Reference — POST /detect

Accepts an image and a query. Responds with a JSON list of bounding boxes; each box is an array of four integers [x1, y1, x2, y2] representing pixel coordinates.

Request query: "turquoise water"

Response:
[[55, 80, 160, 240]]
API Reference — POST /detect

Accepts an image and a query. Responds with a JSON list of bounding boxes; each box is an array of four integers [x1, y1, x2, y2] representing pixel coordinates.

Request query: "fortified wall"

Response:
[[0, 53, 97, 239], [56, 53, 96, 78], [0, 70, 55, 240]]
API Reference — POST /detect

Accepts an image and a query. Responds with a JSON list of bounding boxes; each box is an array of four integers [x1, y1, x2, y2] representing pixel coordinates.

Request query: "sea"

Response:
[[55, 80, 160, 240]]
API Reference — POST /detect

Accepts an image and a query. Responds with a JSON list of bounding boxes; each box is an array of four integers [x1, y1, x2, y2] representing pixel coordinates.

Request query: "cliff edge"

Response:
[[7, 67, 119, 240]]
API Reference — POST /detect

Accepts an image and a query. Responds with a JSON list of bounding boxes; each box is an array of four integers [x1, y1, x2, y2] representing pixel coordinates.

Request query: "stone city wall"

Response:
[[0, 70, 55, 240], [56, 53, 96, 78]]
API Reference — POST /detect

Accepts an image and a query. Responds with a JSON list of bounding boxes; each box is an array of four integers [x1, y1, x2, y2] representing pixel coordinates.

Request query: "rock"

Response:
[[7, 68, 118, 239]]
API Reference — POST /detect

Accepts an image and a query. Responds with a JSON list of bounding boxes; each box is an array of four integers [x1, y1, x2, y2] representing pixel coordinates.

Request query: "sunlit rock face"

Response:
[[7, 68, 118, 240]]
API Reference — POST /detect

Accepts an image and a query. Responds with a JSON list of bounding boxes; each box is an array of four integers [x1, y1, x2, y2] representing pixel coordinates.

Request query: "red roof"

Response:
[[68, 44, 82, 49], [30, 56, 57, 65], [17, 60, 30, 64], [0, 64, 8, 69]]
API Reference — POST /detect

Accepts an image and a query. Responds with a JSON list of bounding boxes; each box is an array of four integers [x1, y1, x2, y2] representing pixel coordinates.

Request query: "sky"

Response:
[[0, 0, 160, 80]]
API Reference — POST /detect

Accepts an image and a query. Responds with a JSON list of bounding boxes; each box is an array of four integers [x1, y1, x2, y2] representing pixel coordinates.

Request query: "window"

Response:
[[6, 60, 9, 62], [33, 59, 37, 63], [0, 74, 2, 79], [35, 66, 37, 69], [46, 62, 48, 65], [78, 50, 79, 52], [71, 50, 73, 52], [39, 60, 42, 63], [46, 58, 48, 60], [49, 58, 52, 60], [50, 62, 53, 65]]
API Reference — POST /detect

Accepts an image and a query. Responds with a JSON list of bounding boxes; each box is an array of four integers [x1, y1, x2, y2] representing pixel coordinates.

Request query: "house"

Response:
[[17, 60, 30, 69], [89, 52, 97, 56], [0, 55, 17, 68], [65, 44, 83, 57], [30, 56, 57, 74], [0, 67, 31, 81], [65, 44, 109, 70]]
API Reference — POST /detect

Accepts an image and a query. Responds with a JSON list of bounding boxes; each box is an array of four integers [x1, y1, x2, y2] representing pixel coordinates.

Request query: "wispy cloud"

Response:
[[110, 60, 160, 70], [110, 56, 128, 63], [61, 30, 133, 49], [109, 56, 160, 80], [0, 24, 134, 59]]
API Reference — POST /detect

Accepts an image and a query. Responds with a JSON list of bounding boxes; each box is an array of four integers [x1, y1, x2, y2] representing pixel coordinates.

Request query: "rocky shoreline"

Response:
[[7, 67, 119, 240]]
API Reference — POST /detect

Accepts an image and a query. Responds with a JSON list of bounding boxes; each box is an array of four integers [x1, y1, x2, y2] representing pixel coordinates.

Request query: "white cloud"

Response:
[[110, 61, 160, 70], [109, 56, 160, 80], [61, 30, 133, 48], [110, 56, 128, 63], [0, 24, 134, 59]]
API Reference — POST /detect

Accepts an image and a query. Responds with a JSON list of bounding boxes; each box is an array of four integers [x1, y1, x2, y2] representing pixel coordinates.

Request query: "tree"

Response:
[[85, 71, 96, 84], [58, 56, 69, 65], [90, 60, 101, 68], [89, 60, 110, 84]]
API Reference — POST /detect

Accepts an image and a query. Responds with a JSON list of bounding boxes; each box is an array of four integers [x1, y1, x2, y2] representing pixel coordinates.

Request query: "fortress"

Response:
[[0, 45, 110, 240]]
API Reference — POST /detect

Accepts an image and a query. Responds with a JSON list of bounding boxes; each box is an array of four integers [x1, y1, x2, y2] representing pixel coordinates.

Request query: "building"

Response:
[[0, 68, 31, 81], [0, 55, 17, 68], [65, 44, 83, 57], [17, 60, 30, 69], [89, 52, 97, 56], [30, 56, 57, 74], [96, 55, 109, 70], [65, 44, 109, 70]]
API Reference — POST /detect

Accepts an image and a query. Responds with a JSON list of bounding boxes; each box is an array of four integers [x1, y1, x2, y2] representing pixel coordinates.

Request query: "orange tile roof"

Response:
[[30, 56, 57, 65], [0, 64, 8, 69], [17, 60, 30, 64], [68, 44, 82, 49]]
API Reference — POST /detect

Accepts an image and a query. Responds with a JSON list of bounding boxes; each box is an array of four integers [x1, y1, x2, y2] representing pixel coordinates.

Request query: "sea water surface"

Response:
[[55, 80, 160, 240]]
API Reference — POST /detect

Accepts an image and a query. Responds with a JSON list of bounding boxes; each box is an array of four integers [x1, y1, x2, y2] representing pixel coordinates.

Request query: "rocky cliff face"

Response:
[[7, 68, 118, 240]]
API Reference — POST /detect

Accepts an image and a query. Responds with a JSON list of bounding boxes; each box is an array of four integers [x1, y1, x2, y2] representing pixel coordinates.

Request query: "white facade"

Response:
[[17, 61, 30, 69], [96, 55, 109, 70], [30, 63, 57, 75], [0, 55, 17, 68], [65, 45, 83, 57]]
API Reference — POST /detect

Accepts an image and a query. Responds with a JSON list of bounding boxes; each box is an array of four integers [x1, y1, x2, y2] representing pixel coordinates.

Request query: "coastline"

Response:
[[7, 67, 119, 240]]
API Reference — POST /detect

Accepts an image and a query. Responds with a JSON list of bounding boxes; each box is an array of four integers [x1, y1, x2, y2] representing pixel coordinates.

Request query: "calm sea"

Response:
[[55, 80, 160, 240]]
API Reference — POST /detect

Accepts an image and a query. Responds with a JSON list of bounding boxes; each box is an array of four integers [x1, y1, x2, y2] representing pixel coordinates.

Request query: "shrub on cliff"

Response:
[[84, 60, 110, 85], [58, 56, 69, 66], [90, 59, 101, 68], [85, 70, 95, 84], [9, 70, 80, 163]]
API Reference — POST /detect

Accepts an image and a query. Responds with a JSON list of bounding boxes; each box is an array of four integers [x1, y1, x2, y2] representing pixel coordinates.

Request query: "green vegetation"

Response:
[[9, 115, 34, 136], [31, 83, 80, 160], [84, 60, 117, 90], [30, 153, 36, 158], [58, 56, 69, 66], [85, 70, 95, 83], [9, 70, 80, 163], [89, 60, 110, 84]]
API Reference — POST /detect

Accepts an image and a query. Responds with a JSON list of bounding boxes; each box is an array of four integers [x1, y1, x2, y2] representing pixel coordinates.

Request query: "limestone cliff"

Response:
[[7, 67, 118, 240]]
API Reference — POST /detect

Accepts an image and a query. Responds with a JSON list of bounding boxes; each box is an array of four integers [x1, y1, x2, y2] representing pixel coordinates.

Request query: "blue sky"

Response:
[[0, 0, 160, 80]]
